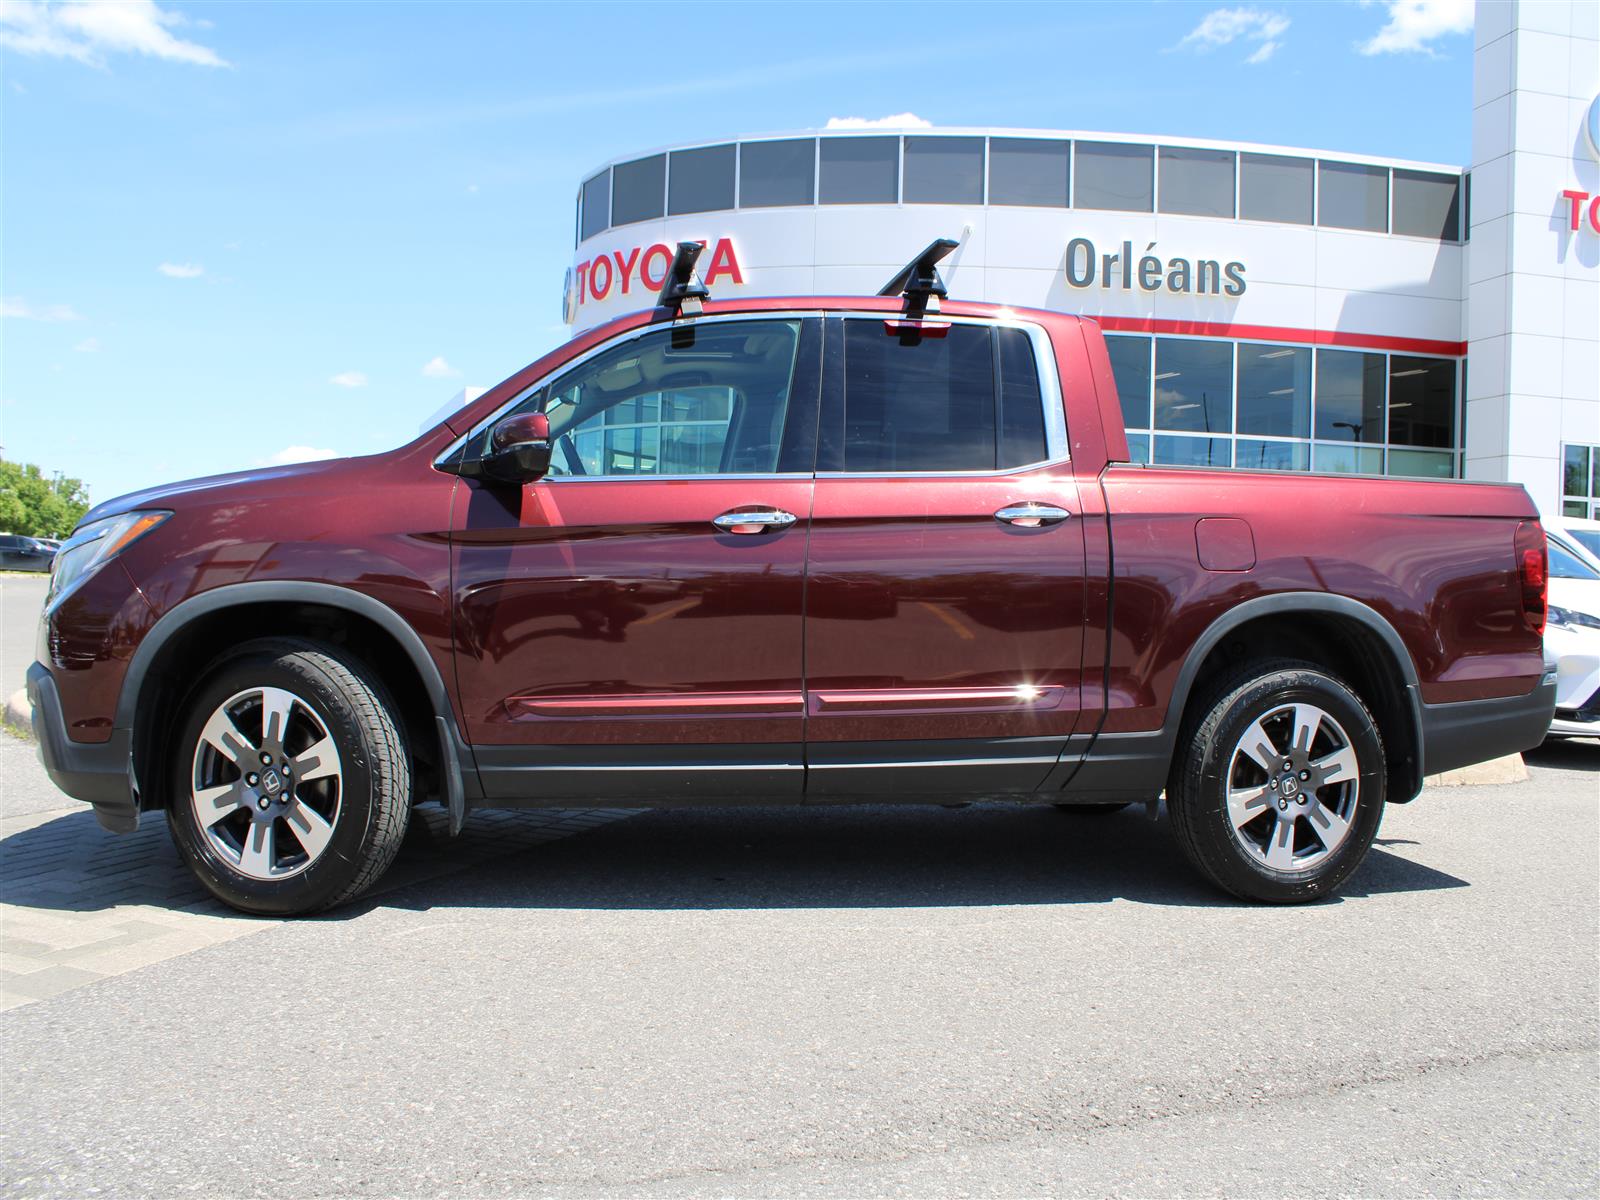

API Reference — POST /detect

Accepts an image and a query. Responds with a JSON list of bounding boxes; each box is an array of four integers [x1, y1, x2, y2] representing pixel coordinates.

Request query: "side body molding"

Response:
[[117, 581, 480, 804], [1059, 591, 1425, 802]]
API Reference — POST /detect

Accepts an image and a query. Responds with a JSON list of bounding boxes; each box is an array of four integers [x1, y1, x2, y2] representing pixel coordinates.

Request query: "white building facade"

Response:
[[566, 0, 1598, 516]]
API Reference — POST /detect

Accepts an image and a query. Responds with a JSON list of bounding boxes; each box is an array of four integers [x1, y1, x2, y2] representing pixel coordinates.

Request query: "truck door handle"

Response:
[[994, 503, 1072, 528], [713, 508, 798, 534]]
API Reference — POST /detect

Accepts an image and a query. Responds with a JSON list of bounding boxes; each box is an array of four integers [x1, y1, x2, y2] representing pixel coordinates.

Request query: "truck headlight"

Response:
[[48, 511, 171, 602]]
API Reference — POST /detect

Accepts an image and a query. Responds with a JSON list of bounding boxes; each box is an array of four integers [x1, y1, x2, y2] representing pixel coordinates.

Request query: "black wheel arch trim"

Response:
[[1159, 592, 1424, 739], [117, 581, 479, 810], [1067, 592, 1427, 802]]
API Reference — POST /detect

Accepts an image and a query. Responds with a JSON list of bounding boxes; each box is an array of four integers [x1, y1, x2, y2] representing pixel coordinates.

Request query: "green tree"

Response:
[[0, 459, 92, 539]]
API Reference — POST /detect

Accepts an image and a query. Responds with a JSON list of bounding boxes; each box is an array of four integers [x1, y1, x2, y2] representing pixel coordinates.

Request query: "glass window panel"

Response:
[[1566, 526, 1600, 559], [1313, 443, 1385, 475], [611, 154, 665, 225], [1564, 500, 1591, 519], [1550, 540, 1600, 579], [1564, 444, 1590, 497], [1236, 439, 1310, 471], [1318, 160, 1389, 232], [1075, 142, 1153, 212], [1159, 146, 1236, 218], [1386, 449, 1455, 478], [572, 428, 604, 475], [739, 138, 816, 207], [988, 137, 1070, 207], [1315, 349, 1386, 443], [667, 144, 736, 216], [1591, 448, 1599, 496], [1126, 432, 1150, 464], [1153, 339, 1232, 434], [600, 427, 660, 475], [525, 319, 801, 478], [662, 389, 731, 423], [819, 137, 898, 204], [903, 136, 984, 204], [660, 422, 729, 475], [606, 393, 660, 425], [580, 170, 610, 240], [1153, 435, 1231, 467], [1392, 169, 1461, 240], [1237, 344, 1311, 438], [1387, 356, 1455, 448], [841, 322, 997, 471], [996, 327, 1048, 467], [1240, 153, 1313, 225], [1105, 334, 1152, 430]]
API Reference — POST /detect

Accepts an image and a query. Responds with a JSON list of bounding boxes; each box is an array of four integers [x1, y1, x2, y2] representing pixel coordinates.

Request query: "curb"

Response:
[[3, 688, 31, 738], [1423, 753, 1528, 787]]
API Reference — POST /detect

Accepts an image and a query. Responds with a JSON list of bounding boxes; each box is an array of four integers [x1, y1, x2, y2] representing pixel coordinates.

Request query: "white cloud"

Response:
[[261, 445, 340, 466], [73, 336, 99, 352], [1359, 0, 1472, 56], [1178, 7, 1289, 63], [0, 0, 229, 68], [824, 112, 931, 130], [2, 296, 81, 321], [421, 355, 460, 379], [10, 78, 25, 93], [157, 261, 203, 278], [329, 370, 367, 388]]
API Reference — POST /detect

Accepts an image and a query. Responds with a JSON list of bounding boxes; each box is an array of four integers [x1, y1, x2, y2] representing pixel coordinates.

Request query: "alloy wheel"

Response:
[[1224, 702, 1360, 872], [189, 686, 343, 881]]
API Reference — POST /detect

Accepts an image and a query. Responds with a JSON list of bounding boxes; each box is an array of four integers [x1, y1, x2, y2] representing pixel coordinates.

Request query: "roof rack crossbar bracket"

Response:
[[657, 240, 711, 318], [878, 237, 960, 320]]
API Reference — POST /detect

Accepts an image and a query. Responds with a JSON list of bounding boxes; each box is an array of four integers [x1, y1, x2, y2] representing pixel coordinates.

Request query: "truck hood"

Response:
[[80, 457, 356, 525]]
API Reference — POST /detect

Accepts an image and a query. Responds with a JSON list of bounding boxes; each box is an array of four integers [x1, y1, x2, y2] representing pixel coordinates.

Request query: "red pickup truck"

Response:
[[28, 243, 1556, 915]]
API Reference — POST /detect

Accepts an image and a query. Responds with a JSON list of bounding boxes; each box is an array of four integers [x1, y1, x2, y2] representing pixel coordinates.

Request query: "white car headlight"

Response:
[[1547, 605, 1600, 631], [48, 511, 171, 602]]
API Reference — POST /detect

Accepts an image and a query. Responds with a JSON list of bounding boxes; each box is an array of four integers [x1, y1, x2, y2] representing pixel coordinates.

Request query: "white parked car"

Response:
[[1544, 529, 1600, 742]]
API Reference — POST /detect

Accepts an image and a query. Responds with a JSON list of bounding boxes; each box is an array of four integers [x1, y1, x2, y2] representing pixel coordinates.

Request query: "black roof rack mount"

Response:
[[878, 237, 960, 319], [656, 240, 711, 317]]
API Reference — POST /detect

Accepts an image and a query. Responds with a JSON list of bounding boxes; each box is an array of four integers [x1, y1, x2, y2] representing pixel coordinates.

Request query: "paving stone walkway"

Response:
[[0, 795, 634, 1011]]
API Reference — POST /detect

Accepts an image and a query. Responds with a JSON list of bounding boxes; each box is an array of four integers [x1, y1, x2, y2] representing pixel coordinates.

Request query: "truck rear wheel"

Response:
[[166, 638, 411, 916], [1167, 659, 1385, 904]]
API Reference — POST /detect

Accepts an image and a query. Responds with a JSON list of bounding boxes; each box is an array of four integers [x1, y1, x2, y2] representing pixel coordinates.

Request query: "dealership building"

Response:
[[564, 0, 1598, 518]]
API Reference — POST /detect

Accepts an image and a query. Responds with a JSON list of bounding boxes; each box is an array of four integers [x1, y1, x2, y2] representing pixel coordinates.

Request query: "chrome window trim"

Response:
[[433, 310, 825, 474], [817, 313, 1069, 479]]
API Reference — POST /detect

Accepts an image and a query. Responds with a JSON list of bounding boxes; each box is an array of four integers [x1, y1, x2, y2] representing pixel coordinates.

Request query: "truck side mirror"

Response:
[[479, 412, 553, 485]]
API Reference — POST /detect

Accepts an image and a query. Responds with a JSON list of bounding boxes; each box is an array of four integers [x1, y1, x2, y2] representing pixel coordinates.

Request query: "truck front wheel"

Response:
[[1167, 660, 1386, 904], [166, 638, 412, 916]]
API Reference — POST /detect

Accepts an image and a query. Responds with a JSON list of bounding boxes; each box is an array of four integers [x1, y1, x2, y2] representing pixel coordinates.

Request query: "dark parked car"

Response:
[[0, 533, 55, 572], [28, 244, 1556, 915]]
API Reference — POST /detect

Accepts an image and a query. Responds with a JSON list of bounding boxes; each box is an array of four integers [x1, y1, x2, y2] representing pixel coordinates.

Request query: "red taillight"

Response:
[[1514, 521, 1547, 635]]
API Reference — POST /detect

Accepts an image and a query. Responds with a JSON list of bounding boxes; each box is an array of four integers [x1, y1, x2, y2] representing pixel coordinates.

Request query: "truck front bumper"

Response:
[[1418, 662, 1559, 776], [26, 661, 138, 833]]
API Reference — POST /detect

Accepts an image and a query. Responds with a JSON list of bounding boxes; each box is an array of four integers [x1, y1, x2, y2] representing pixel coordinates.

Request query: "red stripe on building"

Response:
[[1092, 316, 1466, 358]]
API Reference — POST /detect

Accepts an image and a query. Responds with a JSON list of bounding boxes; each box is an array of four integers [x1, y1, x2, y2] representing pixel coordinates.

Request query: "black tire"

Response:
[[1052, 802, 1133, 815], [1167, 658, 1385, 904], [166, 638, 411, 915]]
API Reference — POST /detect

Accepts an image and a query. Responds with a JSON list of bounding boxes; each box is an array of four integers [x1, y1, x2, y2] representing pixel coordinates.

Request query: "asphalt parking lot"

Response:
[[2, 573, 1597, 1198]]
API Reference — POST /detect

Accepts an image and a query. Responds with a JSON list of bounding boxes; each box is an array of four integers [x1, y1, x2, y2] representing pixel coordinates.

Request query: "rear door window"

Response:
[[832, 321, 1050, 473]]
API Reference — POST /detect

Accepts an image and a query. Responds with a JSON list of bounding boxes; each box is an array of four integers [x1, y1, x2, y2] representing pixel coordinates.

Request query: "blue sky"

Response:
[[2, 0, 1477, 505]]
